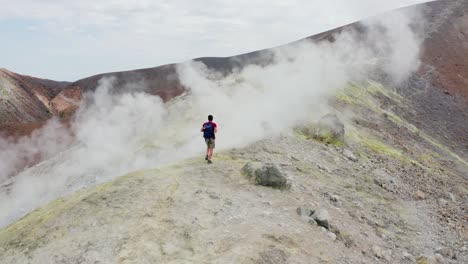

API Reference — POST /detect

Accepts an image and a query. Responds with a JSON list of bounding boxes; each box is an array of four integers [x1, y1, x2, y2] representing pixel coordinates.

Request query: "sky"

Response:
[[0, 0, 429, 81]]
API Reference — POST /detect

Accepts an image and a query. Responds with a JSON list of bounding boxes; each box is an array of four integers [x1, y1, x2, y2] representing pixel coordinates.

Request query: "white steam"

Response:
[[0, 7, 424, 227]]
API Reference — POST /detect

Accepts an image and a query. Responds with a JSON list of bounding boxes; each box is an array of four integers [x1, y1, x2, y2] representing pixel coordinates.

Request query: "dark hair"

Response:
[[208, 115, 213, 121]]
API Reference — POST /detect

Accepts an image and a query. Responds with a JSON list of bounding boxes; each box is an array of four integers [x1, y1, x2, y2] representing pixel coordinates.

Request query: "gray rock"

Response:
[[242, 162, 290, 189], [402, 252, 415, 262], [448, 193, 456, 202], [296, 204, 316, 219], [437, 198, 449, 206], [435, 248, 456, 260], [290, 156, 300, 161], [417, 255, 447, 264], [312, 208, 330, 229], [255, 164, 289, 189], [327, 232, 337, 241], [433, 254, 447, 264], [308, 219, 317, 226], [241, 162, 261, 180], [343, 149, 358, 162], [372, 246, 383, 258], [383, 250, 392, 262], [372, 169, 399, 193], [257, 246, 288, 264], [317, 164, 331, 173]]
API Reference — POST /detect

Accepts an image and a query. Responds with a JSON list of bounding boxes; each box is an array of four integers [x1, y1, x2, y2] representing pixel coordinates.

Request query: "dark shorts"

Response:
[[205, 138, 215, 149]]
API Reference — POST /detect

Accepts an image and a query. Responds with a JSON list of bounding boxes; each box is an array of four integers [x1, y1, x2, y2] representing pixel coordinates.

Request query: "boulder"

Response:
[[242, 162, 289, 189], [296, 204, 317, 221], [255, 164, 289, 189], [241, 162, 261, 180], [312, 208, 330, 229]]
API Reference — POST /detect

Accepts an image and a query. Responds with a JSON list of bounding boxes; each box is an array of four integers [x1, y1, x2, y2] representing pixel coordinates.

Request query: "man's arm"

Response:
[[214, 124, 218, 133], [200, 126, 204, 132]]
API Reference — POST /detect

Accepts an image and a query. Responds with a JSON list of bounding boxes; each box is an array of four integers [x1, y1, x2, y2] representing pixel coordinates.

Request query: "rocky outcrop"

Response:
[[50, 87, 82, 118]]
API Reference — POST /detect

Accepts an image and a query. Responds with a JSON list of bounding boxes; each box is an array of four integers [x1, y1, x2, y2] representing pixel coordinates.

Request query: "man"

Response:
[[201, 115, 218, 164]]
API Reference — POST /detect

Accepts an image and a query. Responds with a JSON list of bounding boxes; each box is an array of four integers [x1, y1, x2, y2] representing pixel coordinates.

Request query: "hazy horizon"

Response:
[[0, 0, 428, 81]]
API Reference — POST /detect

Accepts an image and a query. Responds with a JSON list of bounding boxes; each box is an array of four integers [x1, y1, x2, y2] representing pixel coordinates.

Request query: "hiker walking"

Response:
[[201, 115, 218, 164]]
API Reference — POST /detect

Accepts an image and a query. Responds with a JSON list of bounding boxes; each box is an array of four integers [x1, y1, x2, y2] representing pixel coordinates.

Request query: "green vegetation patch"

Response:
[[1, 87, 8, 97]]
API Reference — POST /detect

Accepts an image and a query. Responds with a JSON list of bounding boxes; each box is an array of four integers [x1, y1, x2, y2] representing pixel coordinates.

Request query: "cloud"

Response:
[[0, 0, 429, 80]]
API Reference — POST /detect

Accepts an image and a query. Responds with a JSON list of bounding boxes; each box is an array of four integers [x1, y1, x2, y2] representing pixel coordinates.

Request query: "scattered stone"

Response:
[[417, 254, 447, 264], [290, 156, 300, 161], [448, 193, 456, 202], [383, 250, 393, 261], [435, 248, 456, 260], [402, 252, 415, 262], [327, 232, 337, 241], [317, 164, 331, 173], [328, 224, 340, 235], [433, 254, 447, 264], [372, 246, 383, 258], [372, 169, 398, 193], [415, 190, 426, 200], [312, 208, 330, 229], [308, 219, 317, 226], [437, 198, 449, 206], [207, 192, 220, 199], [417, 255, 429, 264], [257, 246, 288, 264], [296, 204, 316, 218], [343, 149, 358, 162], [329, 195, 340, 203]]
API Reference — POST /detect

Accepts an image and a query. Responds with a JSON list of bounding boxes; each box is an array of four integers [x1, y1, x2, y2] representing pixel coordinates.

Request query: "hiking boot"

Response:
[[207, 160, 212, 164], [205, 155, 208, 160]]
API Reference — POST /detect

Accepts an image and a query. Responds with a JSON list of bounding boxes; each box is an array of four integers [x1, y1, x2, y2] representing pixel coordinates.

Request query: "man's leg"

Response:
[[208, 148, 214, 160], [205, 138, 209, 160]]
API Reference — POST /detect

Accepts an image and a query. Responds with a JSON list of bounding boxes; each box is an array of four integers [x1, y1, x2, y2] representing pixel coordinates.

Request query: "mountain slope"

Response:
[[1, 0, 468, 263], [1, 122, 466, 263]]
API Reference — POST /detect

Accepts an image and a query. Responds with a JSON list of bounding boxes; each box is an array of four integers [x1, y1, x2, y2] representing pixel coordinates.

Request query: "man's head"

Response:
[[208, 115, 213, 121]]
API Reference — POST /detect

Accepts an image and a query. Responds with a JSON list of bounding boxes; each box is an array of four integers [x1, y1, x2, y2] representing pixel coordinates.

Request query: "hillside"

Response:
[[1, 120, 466, 262]]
